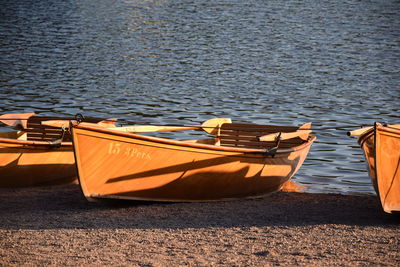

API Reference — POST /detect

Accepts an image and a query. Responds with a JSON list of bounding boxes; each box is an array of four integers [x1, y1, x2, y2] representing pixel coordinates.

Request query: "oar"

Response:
[[347, 124, 400, 137], [43, 118, 232, 135], [41, 119, 118, 128], [107, 118, 232, 134], [259, 122, 312, 142], [97, 118, 118, 127], [0, 112, 36, 129], [347, 127, 373, 137]]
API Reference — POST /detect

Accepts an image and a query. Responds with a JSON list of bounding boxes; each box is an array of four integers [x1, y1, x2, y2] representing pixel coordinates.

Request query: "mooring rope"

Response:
[[0, 115, 396, 132]]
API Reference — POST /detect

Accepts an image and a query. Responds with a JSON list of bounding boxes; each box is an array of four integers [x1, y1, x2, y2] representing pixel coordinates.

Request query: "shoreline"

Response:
[[0, 184, 399, 265]]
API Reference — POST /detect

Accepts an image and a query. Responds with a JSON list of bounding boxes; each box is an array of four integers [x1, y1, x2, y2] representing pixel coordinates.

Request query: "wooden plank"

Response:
[[219, 135, 261, 142], [26, 116, 72, 142], [220, 123, 299, 132], [218, 122, 306, 149], [24, 128, 62, 133]]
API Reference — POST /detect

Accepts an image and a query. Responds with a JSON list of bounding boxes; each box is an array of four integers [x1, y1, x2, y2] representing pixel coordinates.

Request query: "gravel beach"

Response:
[[0, 184, 399, 266]]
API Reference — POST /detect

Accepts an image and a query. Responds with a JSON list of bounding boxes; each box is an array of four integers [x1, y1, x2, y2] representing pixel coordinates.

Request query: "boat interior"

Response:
[[183, 122, 310, 149], [0, 116, 101, 142], [1, 115, 311, 150]]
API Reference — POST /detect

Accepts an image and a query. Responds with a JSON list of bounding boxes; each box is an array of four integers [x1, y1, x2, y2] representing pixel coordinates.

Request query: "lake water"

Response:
[[1, 0, 399, 195]]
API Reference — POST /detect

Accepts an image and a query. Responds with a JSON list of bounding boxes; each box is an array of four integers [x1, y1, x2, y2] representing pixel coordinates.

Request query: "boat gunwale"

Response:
[[376, 124, 400, 135], [358, 123, 400, 148], [72, 122, 316, 155]]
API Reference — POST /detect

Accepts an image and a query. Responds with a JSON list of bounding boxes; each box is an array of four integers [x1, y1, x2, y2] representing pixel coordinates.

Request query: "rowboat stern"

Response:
[[374, 124, 400, 213], [358, 124, 400, 214], [0, 134, 77, 187]]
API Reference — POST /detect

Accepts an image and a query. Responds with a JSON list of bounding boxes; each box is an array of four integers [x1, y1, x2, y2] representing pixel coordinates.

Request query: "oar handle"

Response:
[[347, 127, 373, 137], [347, 124, 400, 136]]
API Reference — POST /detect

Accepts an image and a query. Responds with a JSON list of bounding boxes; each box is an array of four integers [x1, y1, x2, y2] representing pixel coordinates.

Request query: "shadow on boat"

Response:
[[0, 158, 76, 187], [100, 155, 299, 201], [0, 148, 77, 187], [114, 167, 286, 201], [0, 184, 398, 230]]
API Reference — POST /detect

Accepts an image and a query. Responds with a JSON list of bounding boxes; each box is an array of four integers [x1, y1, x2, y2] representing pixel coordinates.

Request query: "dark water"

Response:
[[1, 0, 399, 195]]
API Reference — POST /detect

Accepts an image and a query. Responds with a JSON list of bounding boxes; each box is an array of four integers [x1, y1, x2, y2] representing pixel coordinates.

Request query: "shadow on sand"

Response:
[[0, 184, 398, 230]]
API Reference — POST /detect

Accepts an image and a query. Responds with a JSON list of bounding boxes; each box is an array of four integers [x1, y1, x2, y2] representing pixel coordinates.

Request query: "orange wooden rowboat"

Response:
[[0, 113, 115, 187], [350, 123, 400, 214], [71, 119, 316, 202]]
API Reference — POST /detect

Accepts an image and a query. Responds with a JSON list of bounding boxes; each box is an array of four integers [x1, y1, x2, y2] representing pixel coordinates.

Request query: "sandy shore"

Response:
[[0, 184, 399, 266]]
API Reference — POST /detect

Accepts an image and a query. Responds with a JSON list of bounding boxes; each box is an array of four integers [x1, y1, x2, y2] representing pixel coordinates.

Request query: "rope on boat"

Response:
[[0, 115, 396, 132]]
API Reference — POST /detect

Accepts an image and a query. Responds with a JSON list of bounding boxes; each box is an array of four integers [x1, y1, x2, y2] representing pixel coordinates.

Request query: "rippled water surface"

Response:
[[1, 0, 399, 195]]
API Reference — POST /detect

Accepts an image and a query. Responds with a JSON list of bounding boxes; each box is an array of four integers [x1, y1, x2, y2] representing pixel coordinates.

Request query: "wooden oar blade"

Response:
[[201, 118, 232, 134], [0, 112, 36, 129], [296, 130, 312, 140], [297, 122, 312, 140], [259, 122, 312, 142], [259, 130, 312, 142], [97, 118, 118, 127], [299, 122, 312, 129]]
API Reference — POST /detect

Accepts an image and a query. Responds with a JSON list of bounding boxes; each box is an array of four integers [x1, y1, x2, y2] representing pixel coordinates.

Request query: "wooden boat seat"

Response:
[[25, 116, 101, 142], [217, 123, 306, 149]]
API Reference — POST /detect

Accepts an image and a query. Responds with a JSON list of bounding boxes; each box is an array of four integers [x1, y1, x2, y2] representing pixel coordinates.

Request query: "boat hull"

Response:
[[359, 124, 400, 213], [72, 124, 315, 202], [0, 133, 77, 187]]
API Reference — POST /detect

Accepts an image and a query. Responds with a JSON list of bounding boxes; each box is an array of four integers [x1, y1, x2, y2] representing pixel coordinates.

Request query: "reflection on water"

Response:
[[0, 0, 399, 195]]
